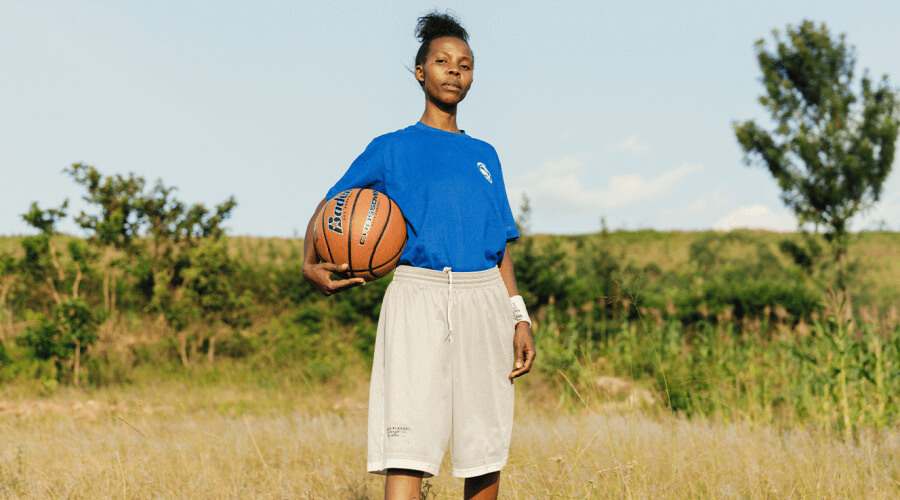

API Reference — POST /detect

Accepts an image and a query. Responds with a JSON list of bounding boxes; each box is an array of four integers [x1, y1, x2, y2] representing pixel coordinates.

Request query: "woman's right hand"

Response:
[[302, 261, 366, 296], [301, 198, 365, 296]]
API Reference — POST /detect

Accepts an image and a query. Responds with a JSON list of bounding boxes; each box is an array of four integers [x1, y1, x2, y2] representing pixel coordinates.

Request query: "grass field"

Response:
[[2, 377, 898, 499], [2, 231, 898, 497]]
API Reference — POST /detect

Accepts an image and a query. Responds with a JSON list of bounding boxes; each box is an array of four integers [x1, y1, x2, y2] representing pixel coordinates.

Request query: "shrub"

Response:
[[512, 236, 571, 309]]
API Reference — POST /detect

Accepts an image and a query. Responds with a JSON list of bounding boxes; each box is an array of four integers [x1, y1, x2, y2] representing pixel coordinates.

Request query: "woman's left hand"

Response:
[[509, 321, 535, 380]]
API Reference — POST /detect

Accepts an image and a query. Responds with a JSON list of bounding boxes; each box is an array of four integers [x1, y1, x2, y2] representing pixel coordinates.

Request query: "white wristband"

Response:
[[510, 295, 531, 326]]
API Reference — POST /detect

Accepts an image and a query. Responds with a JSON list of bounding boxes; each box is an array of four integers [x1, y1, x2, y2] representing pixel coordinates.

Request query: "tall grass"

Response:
[[532, 299, 900, 434], [1, 300, 898, 497], [2, 232, 899, 496], [1, 380, 898, 498]]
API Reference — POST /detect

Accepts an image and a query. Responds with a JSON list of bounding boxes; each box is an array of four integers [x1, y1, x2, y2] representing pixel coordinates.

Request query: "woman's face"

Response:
[[415, 36, 474, 107]]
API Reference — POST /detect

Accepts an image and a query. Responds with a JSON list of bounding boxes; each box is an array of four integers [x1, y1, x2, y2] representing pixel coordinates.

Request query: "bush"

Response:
[[332, 276, 390, 325], [511, 236, 571, 309], [272, 262, 315, 306], [16, 299, 104, 383], [258, 305, 360, 382], [698, 278, 820, 321]]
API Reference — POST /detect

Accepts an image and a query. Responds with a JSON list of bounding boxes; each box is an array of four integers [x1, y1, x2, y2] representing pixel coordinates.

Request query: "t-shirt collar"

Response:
[[415, 121, 467, 137]]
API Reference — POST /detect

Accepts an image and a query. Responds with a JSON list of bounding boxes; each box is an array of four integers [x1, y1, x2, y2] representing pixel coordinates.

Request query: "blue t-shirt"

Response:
[[325, 122, 519, 272]]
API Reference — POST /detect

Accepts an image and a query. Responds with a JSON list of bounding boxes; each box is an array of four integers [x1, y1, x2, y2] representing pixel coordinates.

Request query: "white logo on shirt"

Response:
[[477, 162, 492, 183]]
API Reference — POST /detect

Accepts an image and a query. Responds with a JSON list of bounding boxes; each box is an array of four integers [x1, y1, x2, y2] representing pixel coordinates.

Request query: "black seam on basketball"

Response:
[[372, 214, 406, 271], [369, 195, 390, 271], [380, 222, 407, 267], [353, 238, 405, 273], [356, 260, 398, 274], [346, 189, 363, 277], [321, 202, 335, 264], [361, 232, 406, 274]]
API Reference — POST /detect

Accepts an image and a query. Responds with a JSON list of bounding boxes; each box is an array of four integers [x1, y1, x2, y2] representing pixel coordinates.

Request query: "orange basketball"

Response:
[[313, 188, 407, 281]]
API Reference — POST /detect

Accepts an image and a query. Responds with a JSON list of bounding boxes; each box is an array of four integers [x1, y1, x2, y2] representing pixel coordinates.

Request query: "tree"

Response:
[[0, 252, 17, 350], [181, 238, 252, 363], [514, 193, 532, 237], [733, 20, 899, 290], [66, 163, 146, 316], [18, 298, 103, 385], [137, 179, 238, 366], [6, 166, 241, 375], [17, 202, 103, 385], [20, 201, 74, 307], [510, 192, 570, 308]]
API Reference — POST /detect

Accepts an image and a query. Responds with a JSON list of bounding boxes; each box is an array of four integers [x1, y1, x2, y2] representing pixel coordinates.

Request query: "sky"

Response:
[[2, 0, 899, 237]]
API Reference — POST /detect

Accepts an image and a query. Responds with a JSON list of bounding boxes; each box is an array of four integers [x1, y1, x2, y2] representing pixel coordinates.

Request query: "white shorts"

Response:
[[366, 265, 516, 478]]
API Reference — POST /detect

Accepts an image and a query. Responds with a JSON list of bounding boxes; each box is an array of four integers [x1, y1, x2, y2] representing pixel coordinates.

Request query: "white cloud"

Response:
[[613, 135, 651, 154], [513, 157, 702, 213], [714, 204, 797, 231]]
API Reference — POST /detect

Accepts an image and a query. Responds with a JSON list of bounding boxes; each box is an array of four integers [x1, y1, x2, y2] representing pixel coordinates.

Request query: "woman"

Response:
[[302, 12, 535, 500]]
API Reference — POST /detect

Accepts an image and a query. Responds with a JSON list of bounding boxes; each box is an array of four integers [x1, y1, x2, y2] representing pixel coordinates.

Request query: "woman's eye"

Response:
[[461, 65, 471, 70], [436, 58, 446, 63]]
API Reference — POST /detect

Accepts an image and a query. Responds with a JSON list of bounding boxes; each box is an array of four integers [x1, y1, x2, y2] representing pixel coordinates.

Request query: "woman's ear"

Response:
[[415, 65, 425, 83]]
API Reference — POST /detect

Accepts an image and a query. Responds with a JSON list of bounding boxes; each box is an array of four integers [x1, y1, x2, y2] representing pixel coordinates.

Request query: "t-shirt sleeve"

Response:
[[491, 149, 520, 242], [324, 138, 386, 200]]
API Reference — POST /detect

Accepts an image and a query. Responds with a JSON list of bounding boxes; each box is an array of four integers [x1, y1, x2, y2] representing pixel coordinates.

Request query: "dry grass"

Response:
[[1, 379, 897, 499]]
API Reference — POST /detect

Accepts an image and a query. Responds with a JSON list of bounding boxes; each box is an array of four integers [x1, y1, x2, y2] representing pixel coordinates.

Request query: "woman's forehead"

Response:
[[427, 36, 473, 59]]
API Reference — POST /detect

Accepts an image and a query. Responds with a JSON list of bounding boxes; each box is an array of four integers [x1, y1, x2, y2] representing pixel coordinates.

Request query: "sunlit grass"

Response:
[[2, 231, 899, 497], [1, 378, 898, 498]]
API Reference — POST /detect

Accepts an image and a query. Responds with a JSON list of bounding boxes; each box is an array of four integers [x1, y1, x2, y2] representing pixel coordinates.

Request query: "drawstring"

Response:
[[442, 267, 453, 342]]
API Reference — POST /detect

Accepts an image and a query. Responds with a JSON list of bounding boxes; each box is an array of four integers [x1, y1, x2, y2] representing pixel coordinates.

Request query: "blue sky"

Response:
[[2, 0, 899, 236]]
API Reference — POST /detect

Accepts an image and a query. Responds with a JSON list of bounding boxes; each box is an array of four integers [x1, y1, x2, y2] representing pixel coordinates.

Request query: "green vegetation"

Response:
[[734, 20, 900, 290], [508, 228, 899, 437], [3, 29, 900, 436], [2, 18, 898, 497], [1, 167, 898, 438]]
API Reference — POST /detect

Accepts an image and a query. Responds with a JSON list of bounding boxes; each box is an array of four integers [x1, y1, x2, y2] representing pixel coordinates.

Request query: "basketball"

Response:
[[313, 188, 407, 281]]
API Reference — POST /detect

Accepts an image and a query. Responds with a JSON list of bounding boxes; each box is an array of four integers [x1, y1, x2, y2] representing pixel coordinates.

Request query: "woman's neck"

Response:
[[419, 103, 461, 133]]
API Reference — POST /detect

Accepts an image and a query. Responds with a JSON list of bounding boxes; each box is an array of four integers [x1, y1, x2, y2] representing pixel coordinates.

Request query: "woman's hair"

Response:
[[414, 12, 470, 69]]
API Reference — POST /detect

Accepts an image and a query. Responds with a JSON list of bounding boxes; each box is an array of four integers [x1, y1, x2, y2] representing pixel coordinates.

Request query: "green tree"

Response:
[[181, 238, 253, 363], [66, 163, 146, 316], [733, 20, 900, 290], [19, 201, 73, 307], [18, 298, 104, 385], [510, 193, 571, 309], [17, 202, 103, 384], [515, 193, 532, 236], [137, 180, 238, 366], [570, 220, 624, 317], [513, 237, 570, 310], [0, 252, 17, 351]]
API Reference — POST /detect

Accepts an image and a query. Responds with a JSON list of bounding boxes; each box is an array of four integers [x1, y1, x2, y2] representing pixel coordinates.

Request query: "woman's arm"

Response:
[[302, 198, 366, 296], [498, 245, 536, 380]]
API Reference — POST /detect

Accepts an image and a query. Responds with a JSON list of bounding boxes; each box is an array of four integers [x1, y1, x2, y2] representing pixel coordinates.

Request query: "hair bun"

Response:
[[415, 12, 468, 43]]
